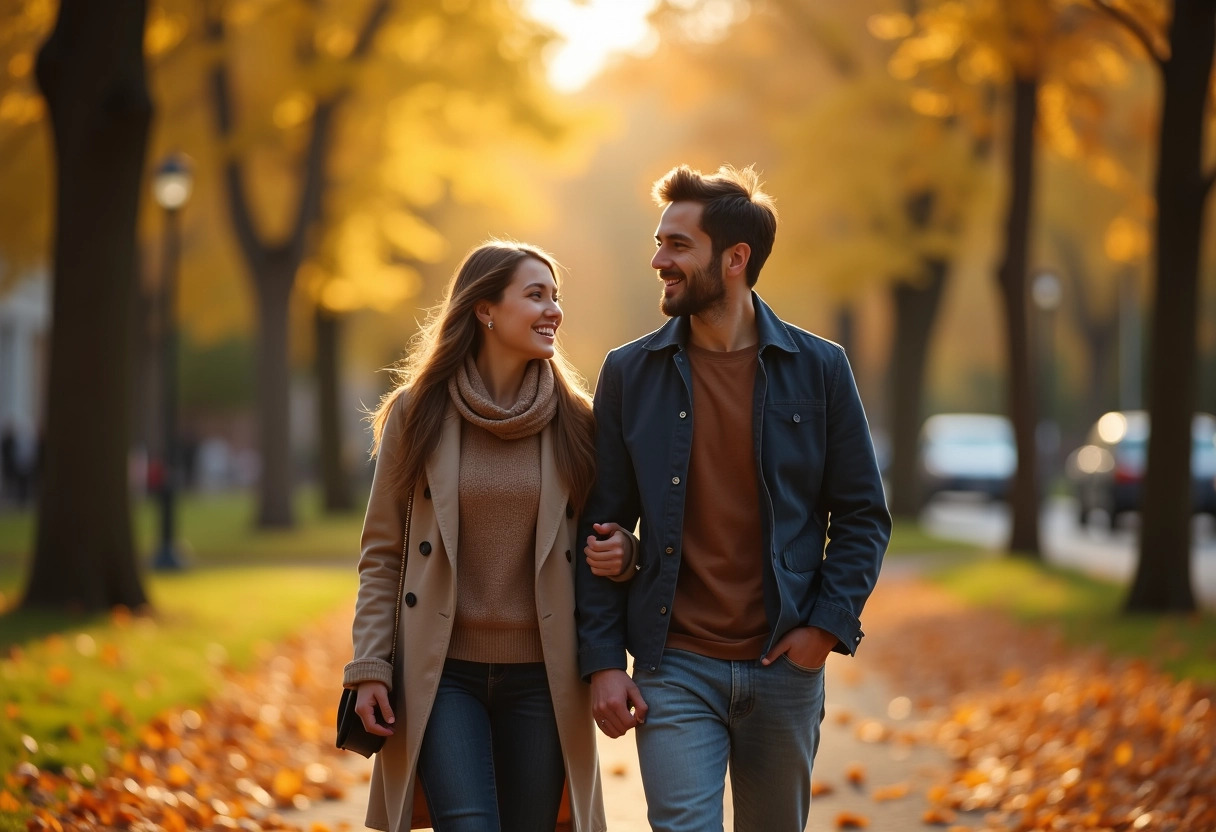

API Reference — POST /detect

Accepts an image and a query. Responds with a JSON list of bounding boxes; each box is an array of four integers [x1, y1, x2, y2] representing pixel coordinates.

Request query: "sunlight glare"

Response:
[[525, 0, 660, 92]]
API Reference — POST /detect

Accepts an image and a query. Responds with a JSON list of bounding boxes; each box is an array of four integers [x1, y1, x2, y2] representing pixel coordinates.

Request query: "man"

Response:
[[576, 163, 890, 831]]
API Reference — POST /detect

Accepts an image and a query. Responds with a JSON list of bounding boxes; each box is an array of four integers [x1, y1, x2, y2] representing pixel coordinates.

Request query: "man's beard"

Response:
[[660, 252, 725, 318]]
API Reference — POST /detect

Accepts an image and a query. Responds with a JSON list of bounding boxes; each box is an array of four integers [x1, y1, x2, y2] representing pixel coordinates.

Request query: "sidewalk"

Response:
[[289, 563, 986, 831], [294, 657, 972, 831]]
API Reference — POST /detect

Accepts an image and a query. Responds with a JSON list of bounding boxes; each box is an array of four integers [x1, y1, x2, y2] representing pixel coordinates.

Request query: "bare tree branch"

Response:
[[351, 0, 391, 60], [1089, 0, 1167, 65], [203, 1, 265, 269]]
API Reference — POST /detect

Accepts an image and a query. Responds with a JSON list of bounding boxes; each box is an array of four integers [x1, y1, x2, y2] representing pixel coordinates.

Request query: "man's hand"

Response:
[[590, 668, 648, 738], [584, 522, 631, 577], [355, 681, 395, 736], [760, 626, 838, 671]]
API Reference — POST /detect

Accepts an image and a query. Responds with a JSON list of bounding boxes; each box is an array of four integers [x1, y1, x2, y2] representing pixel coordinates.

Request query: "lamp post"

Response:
[[1032, 270, 1063, 489], [151, 152, 193, 570]]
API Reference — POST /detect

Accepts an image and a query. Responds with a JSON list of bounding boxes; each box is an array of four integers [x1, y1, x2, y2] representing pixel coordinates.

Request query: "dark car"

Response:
[[1066, 410, 1216, 529], [917, 413, 1016, 504]]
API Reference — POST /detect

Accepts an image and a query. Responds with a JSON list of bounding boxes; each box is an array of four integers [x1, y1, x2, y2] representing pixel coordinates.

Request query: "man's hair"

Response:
[[652, 164, 778, 287]]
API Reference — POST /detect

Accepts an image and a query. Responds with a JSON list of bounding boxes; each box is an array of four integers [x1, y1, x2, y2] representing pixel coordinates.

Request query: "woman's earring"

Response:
[[487, 320, 494, 330]]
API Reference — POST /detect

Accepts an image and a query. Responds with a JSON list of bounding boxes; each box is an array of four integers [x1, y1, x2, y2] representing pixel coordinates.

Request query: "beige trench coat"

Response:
[[345, 393, 606, 832]]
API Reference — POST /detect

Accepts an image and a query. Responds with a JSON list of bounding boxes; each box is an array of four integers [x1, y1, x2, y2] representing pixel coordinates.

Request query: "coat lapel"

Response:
[[426, 406, 462, 567], [534, 425, 568, 576]]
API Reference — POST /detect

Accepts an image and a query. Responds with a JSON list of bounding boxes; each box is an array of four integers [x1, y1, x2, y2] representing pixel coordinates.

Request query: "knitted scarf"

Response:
[[448, 356, 557, 439]]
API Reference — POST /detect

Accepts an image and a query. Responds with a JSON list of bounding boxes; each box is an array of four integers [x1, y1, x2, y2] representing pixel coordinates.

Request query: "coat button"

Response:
[[565, 549, 572, 562], [419, 541, 432, 556], [659, 605, 667, 615], [634, 563, 642, 571], [404, 592, 417, 607], [665, 546, 674, 554], [672, 476, 680, 485], [792, 413, 801, 423], [423, 487, 432, 499], [679, 411, 687, 419]]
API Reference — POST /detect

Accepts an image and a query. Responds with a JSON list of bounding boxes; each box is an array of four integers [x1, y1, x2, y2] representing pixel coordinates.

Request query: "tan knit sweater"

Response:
[[445, 357, 557, 663]]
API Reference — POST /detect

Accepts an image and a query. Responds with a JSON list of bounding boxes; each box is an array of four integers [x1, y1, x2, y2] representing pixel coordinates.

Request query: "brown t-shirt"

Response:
[[666, 343, 769, 660]]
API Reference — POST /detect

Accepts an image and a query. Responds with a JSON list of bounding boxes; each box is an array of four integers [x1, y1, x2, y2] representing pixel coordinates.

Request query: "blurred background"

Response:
[[2, 0, 1215, 607]]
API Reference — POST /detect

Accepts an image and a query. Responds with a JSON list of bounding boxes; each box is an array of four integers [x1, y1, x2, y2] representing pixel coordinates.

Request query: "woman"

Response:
[[343, 240, 628, 832]]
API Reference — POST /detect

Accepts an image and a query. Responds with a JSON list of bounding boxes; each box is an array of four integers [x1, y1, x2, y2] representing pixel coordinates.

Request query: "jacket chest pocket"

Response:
[[764, 402, 826, 476]]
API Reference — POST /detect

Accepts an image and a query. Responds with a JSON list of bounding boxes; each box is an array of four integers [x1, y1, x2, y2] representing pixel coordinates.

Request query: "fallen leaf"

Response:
[[845, 762, 866, 786], [835, 811, 870, 828], [871, 782, 909, 801]]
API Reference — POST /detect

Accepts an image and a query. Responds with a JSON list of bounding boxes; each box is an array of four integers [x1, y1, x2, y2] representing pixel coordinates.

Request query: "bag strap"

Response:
[[388, 490, 415, 668]]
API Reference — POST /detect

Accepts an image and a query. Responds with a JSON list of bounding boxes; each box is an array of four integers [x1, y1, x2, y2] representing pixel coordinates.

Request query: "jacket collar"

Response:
[[641, 291, 799, 354]]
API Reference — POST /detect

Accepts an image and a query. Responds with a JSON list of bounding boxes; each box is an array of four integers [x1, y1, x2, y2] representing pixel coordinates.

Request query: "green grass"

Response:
[[886, 519, 983, 557], [0, 488, 366, 826], [930, 555, 1216, 683], [0, 487, 367, 574], [0, 567, 355, 780]]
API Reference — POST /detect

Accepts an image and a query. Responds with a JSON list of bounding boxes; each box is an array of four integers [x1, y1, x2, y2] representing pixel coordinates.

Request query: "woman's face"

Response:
[[481, 257, 563, 363]]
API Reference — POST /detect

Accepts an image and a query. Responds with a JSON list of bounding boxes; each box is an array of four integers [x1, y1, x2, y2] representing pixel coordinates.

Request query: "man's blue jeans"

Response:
[[632, 648, 826, 832], [416, 658, 565, 832]]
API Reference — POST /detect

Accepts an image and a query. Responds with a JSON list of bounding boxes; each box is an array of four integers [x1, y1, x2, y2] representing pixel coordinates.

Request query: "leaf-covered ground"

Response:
[[4, 607, 361, 832], [852, 574, 1216, 832], [4, 570, 1214, 831]]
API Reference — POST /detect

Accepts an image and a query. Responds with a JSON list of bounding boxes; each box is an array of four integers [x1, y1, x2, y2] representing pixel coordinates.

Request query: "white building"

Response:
[[0, 270, 49, 437]]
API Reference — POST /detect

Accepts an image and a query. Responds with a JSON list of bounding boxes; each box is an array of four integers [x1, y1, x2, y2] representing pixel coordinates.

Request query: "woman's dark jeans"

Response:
[[417, 658, 565, 832]]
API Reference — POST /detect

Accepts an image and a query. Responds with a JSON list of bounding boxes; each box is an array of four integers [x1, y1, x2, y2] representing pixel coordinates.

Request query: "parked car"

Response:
[[1065, 410, 1216, 528], [917, 413, 1016, 504]]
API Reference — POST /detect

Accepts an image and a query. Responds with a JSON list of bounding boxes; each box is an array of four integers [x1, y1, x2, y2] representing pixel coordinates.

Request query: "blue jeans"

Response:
[[416, 659, 565, 832], [633, 648, 826, 832]]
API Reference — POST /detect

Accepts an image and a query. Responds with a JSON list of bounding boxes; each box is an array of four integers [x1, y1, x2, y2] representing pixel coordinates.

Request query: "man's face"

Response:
[[651, 201, 725, 318]]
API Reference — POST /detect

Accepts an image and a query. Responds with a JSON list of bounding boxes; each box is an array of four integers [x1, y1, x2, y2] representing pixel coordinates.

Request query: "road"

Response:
[[920, 494, 1216, 609]]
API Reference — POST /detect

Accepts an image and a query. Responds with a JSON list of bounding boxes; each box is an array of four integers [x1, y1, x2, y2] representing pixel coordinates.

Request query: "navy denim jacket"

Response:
[[575, 293, 890, 678]]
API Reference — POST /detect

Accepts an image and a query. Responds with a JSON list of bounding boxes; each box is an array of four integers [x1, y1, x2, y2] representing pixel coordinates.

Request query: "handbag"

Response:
[[336, 491, 414, 758]]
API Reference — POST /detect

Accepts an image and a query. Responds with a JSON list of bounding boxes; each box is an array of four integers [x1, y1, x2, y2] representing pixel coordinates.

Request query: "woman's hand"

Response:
[[355, 681, 395, 736], [585, 522, 631, 577]]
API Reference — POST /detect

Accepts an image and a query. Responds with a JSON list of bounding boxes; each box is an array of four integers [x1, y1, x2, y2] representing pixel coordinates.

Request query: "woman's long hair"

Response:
[[368, 240, 596, 509]]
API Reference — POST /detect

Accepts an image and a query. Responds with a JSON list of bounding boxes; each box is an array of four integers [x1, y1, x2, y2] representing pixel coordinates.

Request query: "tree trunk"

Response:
[[1126, 0, 1215, 613], [1053, 236, 1119, 428], [997, 75, 1042, 557], [23, 0, 151, 611], [254, 250, 297, 528], [204, 3, 384, 530], [315, 305, 353, 512], [887, 259, 949, 518]]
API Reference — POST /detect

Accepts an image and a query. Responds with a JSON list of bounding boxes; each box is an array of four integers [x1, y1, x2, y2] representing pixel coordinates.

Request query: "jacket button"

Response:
[[793, 413, 801, 423], [634, 563, 642, 571], [419, 541, 432, 556], [404, 592, 417, 607], [423, 486, 432, 499], [649, 665, 656, 671], [679, 411, 687, 419], [565, 549, 572, 562], [659, 605, 667, 615], [665, 546, 674, 554], [566, 504, 574, 519], [672, 476, 680, 485]]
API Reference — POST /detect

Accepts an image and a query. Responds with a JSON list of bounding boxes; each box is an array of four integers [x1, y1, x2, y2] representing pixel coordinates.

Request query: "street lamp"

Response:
[[151, 152, 193, 570], [1032, 270, 1063, 489]]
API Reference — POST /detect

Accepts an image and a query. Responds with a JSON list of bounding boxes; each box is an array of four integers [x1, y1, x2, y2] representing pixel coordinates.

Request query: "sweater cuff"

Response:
[[343, 658, 393, 689]]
